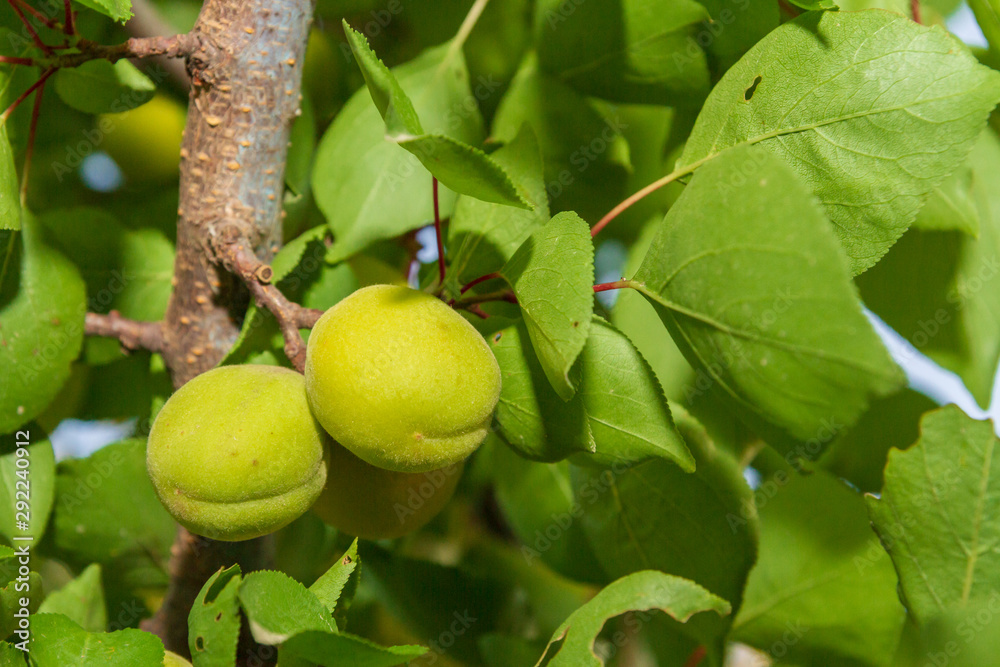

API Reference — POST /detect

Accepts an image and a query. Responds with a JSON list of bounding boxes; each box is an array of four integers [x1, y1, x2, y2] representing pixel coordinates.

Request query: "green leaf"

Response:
[[188, 565, 241, 667], [732, 470, 906, 667], [492, 54, 632, 224], [53, 60, 155, 115], [788, 0, 838, 8], [573, 406, 758, 652], [28, 613, 163, 666], [45, 440, 175, 595], [538, 571, 730, 667], [492, 442, 608, 583], [313, 42, 485, 262], [363, 546, 511, 664], [634, 145, 902, 458], [500, 212, 594, 400], [692, 0, 779, 75], [342, 22, 528, 210], [0, 438, 54, 542], [280, 631, 427, 667], [0, 642, 25, 665], [1, 570, 42, 641], [448, 126, 550, 288], [679, 10, 1000, 274], [857, 130, 1000, 409], [0, 217, 86, 434], [309, 539, 359, 622], [238, 571, 337, 645], [867, 405, 1000, 625], [491, 317, 693, 468], [38, 564, 106, 633], [0, 125, 18, 231], [819, 388, 937, 494], [915, 165, 980, 237], [534, 0, 712, 104], [489, 320, 593, 461], [73, 0, 133, 22]]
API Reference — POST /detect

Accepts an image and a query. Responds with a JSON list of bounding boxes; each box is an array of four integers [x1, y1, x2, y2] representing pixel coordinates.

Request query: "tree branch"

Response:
[[214, 238, 323, 372], [45, 33, 199, 69], [85, 312, 165, 352]]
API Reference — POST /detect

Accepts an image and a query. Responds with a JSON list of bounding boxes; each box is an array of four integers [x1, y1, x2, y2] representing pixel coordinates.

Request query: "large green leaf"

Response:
[[500, 212, 594, 400], [447, 126, 550, 288], [37, 564, 106, 633], [679, 10, 1000, 274], [313, 41, 484, 262], [692, 0, 779, 75], [534, 0, 711, 104], [491, 317, 692, 469], [45, 440, 176, 595], [635, 145, 902, 458], [29, 614, 163, 666], [538, 571, 730, 667], [0, 437, 54, 542], [867, 406, 1000, 625], [732, 470, 906, 667], [0, 217, 86, 433], [857, 130, 1000, 409], [573, 406, 758, 655], [342, 22, 527, 209], [53, 60, 154, 115], [491, 54, 632, 224]]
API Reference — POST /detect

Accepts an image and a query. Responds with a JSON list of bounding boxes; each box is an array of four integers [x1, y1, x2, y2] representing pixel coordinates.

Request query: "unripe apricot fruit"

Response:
[[312, 439, 462, 540], [305, 285, 501, 473], [147, 365, 329, 542]]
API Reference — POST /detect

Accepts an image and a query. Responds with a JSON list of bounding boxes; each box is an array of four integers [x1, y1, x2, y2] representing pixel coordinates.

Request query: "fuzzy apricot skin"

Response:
[[304, 285, 502, 473], [146, 365, 329, 542], [311, 439, 462, 539]]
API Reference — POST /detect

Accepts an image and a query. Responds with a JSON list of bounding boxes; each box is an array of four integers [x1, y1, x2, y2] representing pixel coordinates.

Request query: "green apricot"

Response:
[[312, 439, 462, 540], [147, 365, 328, 542], [305, 284, 501, 473]]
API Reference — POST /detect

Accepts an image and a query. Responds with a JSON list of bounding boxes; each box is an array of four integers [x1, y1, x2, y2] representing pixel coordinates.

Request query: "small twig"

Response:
[[7, 0, 52, 55], [432, 177, 446, 286], [593, 279, 641, 293], [0, 56, 35, 66], [85, 311, 165, 352], [46, 33, 199, 69], [125, 0, 191, 89], [2, 67, 55, 123], [19, 71, 46, 206], [777, 0, 800, 18], [910, 0, 922, 24], [11, 0, 60, 30], [453, 288, 517, 309], [215, 240, 324, 372], [459, 271, 501, 295], [63, 0, 74, 35]]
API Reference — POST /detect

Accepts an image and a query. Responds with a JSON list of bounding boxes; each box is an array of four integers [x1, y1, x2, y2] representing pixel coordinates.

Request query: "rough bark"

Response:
[[140, 0, 314, 657]]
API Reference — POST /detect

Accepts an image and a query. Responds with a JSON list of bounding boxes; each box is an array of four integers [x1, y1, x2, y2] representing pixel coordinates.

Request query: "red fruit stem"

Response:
[[911, 0, 922, 23], [6, 0, 52, 54], [20, 73, 46, 206], [1, 67, 55, 123], [433, 176, 446, 285], [682, 645, 707, 667], [460, 271, 501, 295], [592, 279, 637, 293], [0, 56, 35, 65], [63, 0, 75, 34]]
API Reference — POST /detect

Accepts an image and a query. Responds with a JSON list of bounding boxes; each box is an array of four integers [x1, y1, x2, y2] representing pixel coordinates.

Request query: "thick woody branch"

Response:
[[84, 311, 165, 352], [215, 239, 323, 372]]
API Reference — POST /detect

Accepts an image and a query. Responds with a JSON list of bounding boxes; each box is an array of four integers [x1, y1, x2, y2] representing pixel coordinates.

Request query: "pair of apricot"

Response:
[[146, 285, 500, 541]]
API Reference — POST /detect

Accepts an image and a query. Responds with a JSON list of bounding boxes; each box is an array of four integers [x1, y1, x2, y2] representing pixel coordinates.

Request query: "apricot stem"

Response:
[[433, 176, 446, 285]]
